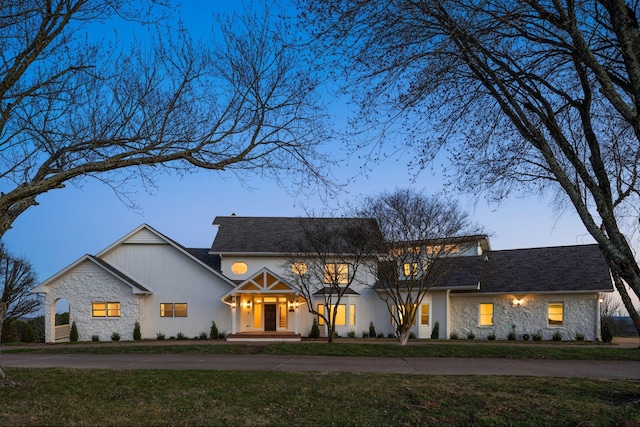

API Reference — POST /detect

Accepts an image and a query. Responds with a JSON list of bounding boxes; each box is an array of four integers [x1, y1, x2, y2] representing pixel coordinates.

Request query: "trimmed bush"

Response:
[[91, 334, 100, 342], [575, 333, 585, 341], [487, 333, 496, 340], [176, 331, 186, 340], [218, 331, 227, 339], [369, 322, 376, 338], [552, 330, 563, 341], [347, 330, 356, 338], [133, 321, 141, 341], [210, 321, 219, 340], [199, 331, 208, 340], [362, 331, 369, 338], [467, 332, 475, 340], [532, 331, 543, 341], [111, 332, 120, 341], [431, 321, 440, 339], [449, 332, 459, 340], [377, 332, 384, 338], [70, 321, 79, 342], [601, 317, 614, 343], [309, 318, 320, 339], [507, 331, 516, 341], [156, 331, 166, 340]]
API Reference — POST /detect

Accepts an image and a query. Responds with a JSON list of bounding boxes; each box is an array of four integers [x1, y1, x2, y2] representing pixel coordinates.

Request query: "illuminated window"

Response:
[[231, 262, 248, 274], [420, 304, 429, 325], [426, 244, 460, 255], [317, 304, 346, 325], [291, 262, 308, 275], [92, 302, 120, 317], [160, 303, 188, 317], [403, 262, 419, 278], [479, 303, 493, 326], [548, 303, 564, 326], [393, 305, 416, 326], [92, 302, 106, 317], [349, 304, 356, 326], [323, 263, 348, 284]]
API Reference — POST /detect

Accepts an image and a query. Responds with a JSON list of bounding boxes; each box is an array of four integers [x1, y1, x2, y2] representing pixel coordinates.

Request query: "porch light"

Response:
[[295, 301, 300, 309], [288, 301, 294, 312], [512, 297, 525, 307], [245, 300, 252, 309], [231, 301, 236, 309]]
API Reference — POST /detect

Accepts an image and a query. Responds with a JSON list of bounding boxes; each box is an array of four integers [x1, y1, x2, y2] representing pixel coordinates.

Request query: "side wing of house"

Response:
[[34, 224, 236, 342]]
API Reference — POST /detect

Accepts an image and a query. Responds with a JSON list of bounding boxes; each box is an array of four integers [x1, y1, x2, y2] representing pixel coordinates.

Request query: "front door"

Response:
[[264, 304, 277, 331]]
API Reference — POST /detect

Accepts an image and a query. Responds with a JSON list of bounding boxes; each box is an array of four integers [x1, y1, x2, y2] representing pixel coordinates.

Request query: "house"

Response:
[[33, 216, 613, 343]]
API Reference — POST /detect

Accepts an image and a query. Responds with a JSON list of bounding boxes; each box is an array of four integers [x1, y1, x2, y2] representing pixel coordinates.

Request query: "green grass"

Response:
[[4, 340, 639, 360], [1, 368, 638, 426]]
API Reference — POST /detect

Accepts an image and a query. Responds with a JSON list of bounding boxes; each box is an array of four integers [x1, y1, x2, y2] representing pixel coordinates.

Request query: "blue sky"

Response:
[[1, 1, 601, 283]]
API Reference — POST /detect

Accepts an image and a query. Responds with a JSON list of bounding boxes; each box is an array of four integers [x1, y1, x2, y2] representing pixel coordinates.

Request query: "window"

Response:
[[231, 262, 248, 274], [317, 304, 346, 325], [403, 262, 419, 278], [420, 304, 429, 325], [349, 304, 356, 326], [479, 303, 493, 326], [92, 302, 120, 317], [160, 303, 188, 317], [548, 303, 564, 326], [323, 263, 349, 284], [291, 262, 308, 275], [426, 244, 460, 255]]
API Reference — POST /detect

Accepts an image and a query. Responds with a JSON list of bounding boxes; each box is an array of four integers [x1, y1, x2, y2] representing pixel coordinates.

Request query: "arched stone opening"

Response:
[[53, 298, 70, 342]]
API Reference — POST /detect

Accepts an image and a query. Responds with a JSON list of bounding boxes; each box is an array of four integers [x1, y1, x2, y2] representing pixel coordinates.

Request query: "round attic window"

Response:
[[231, 262, 248, 275]]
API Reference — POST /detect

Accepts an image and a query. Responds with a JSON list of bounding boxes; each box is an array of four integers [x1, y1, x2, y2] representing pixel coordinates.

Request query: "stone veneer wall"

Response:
[[45, 270, 139, 342], [449, 293, 600, 341]]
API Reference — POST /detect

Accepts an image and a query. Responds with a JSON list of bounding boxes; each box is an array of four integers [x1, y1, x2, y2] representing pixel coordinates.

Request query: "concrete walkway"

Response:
[[2, 353, 639, 379]]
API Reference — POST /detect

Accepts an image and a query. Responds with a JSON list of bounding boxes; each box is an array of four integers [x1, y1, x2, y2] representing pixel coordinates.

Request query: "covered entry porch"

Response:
[[222, 268, 304, 342]]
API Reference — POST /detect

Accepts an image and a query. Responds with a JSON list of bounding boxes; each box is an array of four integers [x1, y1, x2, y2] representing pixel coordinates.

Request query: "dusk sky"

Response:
[[1, 1, 607, 284]]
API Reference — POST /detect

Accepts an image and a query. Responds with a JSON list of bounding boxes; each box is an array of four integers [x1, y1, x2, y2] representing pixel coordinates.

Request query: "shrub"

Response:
[[487, 333, 496, 340], [22, 322, 37, 343], [111, 332, 120, 341], [309, 319, 320, 339], [408, 331, 416, 340], [377, 332, 384, 338], [362, 331, 369, 338], [575, 333, 585, 341], [156, 331, 165, 340], [431, 321, 440, 339], [449, 331, 459, 340], [601, 317, 614, 343], [199, 331, 208, 340], [70, 321, 79, 342], [532, 332, 543, 341], [133, 321, 141, 341], [552, 331, 563, 341], [387, 333, 395, 338], [507, 331, 516, 341], [91, 334, 100, 342], [467, 332, 475, 340], [210, 321, 219, 340], [369, 322, 376, 338], [176, 331, 186, 340], [218, 331, 227, 339], [347, 330, 356, 338]]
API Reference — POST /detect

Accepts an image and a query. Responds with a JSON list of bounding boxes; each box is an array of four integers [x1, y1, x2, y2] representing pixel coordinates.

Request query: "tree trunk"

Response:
[[0, 302, 6, 379], [398, 326, 410, 346], [607, 258, 640, 338]]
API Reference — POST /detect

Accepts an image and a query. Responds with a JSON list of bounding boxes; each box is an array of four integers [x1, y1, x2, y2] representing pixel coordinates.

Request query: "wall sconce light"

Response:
[[245, 300, 252, 309], [295, 301, 300, 309], [231, 301, 236, 309], [512, 298, 525, 307], [288, 301, 294, 312]]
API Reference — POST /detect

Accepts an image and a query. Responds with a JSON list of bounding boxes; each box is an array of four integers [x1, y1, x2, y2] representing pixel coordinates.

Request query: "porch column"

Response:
[[231, 296, 237, 334], [295, 302, 300, 335]]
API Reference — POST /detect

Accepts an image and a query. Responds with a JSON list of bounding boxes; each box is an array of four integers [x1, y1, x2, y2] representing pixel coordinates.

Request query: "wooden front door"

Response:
[[264, 304, 277, 331]]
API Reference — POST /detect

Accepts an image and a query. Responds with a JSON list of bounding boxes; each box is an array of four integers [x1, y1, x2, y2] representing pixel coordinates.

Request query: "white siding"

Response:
[[102, 243, 233, 339]]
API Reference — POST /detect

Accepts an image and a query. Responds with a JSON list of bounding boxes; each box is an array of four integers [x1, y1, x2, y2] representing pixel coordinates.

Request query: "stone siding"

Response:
[[450, 293, 600, 341], [45, 269, 139, 342]]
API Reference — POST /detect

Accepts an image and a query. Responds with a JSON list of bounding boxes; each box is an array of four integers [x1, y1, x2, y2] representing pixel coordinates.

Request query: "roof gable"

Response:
[[33, 255, 151, 295]]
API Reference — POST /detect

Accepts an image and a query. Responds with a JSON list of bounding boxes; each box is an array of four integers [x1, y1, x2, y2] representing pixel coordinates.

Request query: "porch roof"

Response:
[[220, 267, 300, 303]]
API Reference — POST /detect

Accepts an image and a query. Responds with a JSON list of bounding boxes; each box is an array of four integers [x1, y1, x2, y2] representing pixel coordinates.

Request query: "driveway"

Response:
[[2, 353, 639, 379]]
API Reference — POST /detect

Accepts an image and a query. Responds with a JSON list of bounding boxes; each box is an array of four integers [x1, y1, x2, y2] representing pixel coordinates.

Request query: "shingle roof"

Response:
[[376, 244, 612, 293], [210, 216, 382, 254], [185, 248, 221, 272]]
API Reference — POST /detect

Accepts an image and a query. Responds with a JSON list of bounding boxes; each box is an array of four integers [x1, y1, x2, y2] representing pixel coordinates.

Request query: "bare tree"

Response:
[[284, 217, 382, 342], [0, 243, 40, 327], [355, 189, 482, 345], [0, 0, 330, 238], [299, 0, 640, 333]]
